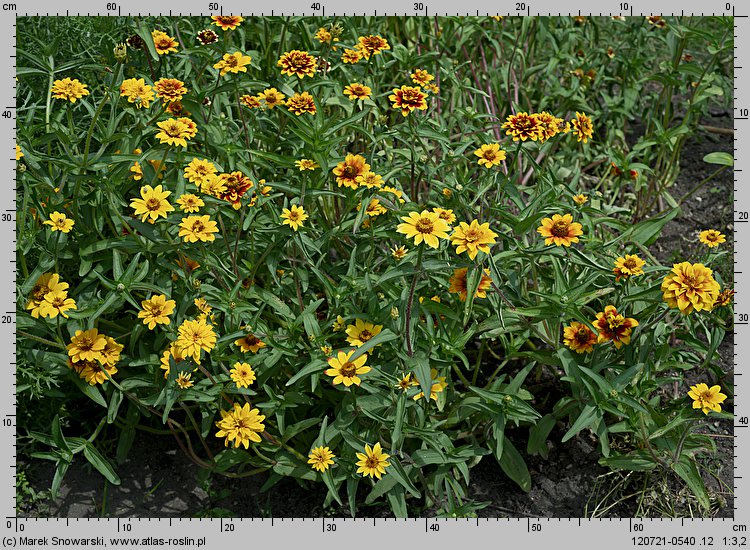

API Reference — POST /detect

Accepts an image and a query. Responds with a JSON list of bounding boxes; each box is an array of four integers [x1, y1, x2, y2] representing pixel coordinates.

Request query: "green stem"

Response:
[[404, 245, 424, 357]]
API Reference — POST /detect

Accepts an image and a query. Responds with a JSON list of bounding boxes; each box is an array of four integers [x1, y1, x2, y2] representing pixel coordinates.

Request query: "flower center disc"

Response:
[[415, 218, 434, 234], [551, 220, 569, 237]]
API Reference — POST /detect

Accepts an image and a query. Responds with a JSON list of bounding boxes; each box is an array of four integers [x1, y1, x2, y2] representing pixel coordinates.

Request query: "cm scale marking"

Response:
[[5, 3, 748, 550]]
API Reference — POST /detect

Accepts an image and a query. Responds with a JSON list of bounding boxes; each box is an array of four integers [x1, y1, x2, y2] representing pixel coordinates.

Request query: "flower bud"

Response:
[[113, 43, 127, 63]]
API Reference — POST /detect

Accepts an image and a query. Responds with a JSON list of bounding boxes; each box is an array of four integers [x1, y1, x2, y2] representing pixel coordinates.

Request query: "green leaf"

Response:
[[82, 443, 121, 485], [672, 457, 710, 510], [599, 451, 658, 471], [391, 393, 406, 451], [321, 469, 344, 506], [527, 414, 556, 459], [51, 415, 70, 453], [562, 404, 598, 442], [107, 390, 124, 424], [51, 460, 70, 499], [412, 352, 433, 404], [348, 329, 398, 362], [346, 477, 359, 518], [702, 152, 733, 166], [386, 485, 408, 518], [136, 21, 160, 61], [497, 436, 531, 492], [285, 359, 327, 387], [387, 459, 421, 498], [70, 374, 107, 407]]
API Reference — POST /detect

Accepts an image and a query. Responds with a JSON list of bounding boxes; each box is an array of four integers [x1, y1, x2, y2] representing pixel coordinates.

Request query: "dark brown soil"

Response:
[[19, 114, 735, 519]]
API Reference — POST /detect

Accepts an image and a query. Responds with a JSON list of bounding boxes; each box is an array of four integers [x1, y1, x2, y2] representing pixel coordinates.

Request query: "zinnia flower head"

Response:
[[537, 213, 583, 247], [235, 332, 266, 353], [661, 262, 720, 314], [563, 321, 597, 353], [410, 69, 434, 86], [389, 85, 428, 117], [295, 159, 318, 171], [593, 305, 638, 349], [38, 290, 77, 319], [450, 220, 498, 260], [155, 118, 192, 147], [196, 29, 219, 45], [43, 211, 75, 233], [213, 52, 252, 76], [448, 267, 493, 301], [230, 362, 256, 388], [473, 143, 506, 168], [534, 111, 566, 142], [120, 78, 154, 108], [51, 78, 89, 103], [176, 317, 217, 362], [138, 294, 176, 330], [714, 288, 735, 308], [571, 112, 594, 143], [699, 229, 726, 248], [277, 50, 317, 78], [67, 328, 107, 363], [215, 403, 265, 449], [286, 92, 316, 116], [152, 30, 179, 55], [184, 158, 217, 186], [281, 204, 308, 231], [355, 442, 390, 479], [176, 193, 204, 213], [154, 78, 188, 103], [333, 154, 370, 189], [258, 88, 286, 109], [341, 48, 363, 64], [324, 350, 370, 387], [26, 273, 68, 318], [613, 254, 646, 282], [502, 111, 542, 142], [688, 383, 727, 415], [357, 35, 390, 59], [178, 215, 219, 243], [345, 319, 383, 347], [211, 15, 244, 30], [175, 372, 194, 389], [130, 184, 174, 223], [343, 82, 372, 101], [396, 210, 451, 249], [308, 446, 335, 472], [573, 194, 588, 205]]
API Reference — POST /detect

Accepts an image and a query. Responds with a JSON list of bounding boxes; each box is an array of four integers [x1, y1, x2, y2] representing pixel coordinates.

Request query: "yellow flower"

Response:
[[324, 350, 370, 387], [99, 336, 123, 367], [155, 118, 192, 147], [661, 262, 720, 314], [688, 383, 727, 415], [120, 78, 154, 108], [230, 362, 256, 388], [442, 188, 453, 199], [571, 112, 594, 143], [277, 50, 317, 78], [160, 342, 193, 378], [355, 171, 384, 189], [194, 297, 212, 314], [355, 442, 390, 479], [359, 198, 387, 218], [152, 30, 179, 54], [138, 294, 176, 330], [196, 29, 219, 45], [333, 154, 370, 189], [699, 229, 726, 248], [295, 159, 318, 171], [240, 94, 261, 109], [67, 328, 107, 363], [410, 69, 434, 87], [154, 78, 188, 103], [308, 446, 335, 472], [78, 359, 118, 386], [43, 211, 74, 233], [130, 184, 174, 223], [184, 158, 217, 186], [502, 111, 542, 141], [286, 92, 316, 116], [341, 48, 363, 64], [715, 288, 735, 308], [235, 333, 266, 353], [593, 305, 638, 349], [537, 213, 583, 247], [413, 368, 448, 402], [179, 215, 219, 243], [16, 144, 23, 161], [176, 193, 204, 213], [613, 254, 646, 282], [332, 315, 346, 332], [38, 290, 77, 319], [563, 321, 597, 354], [214, 51, 252, 76], [211, 15, 244, 30], [215, 403, 265, 449], [51, 78, 89, 103], [391, 245, 408, 260], [320, 344, 333, 355], [573, 194, 588, 205], [281, 205, 309, 231], [450, 220, 498, 260], [389, 85, 428, 117], [130, 161, 143, 180], [345, 319, 383, 347], [473, 144, 506, 168], [448, 267, 493, 301], [397, 373, 418, 391], [258, 88, 286, 109], [175, 372, 194, 389], [343, 83, 372, 101], [396, 210, 450, 248], [176, 317, 217, 362], [26, 273, 69, 318], [357, 35, 390, 59], [534, 111, 567, 142]]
